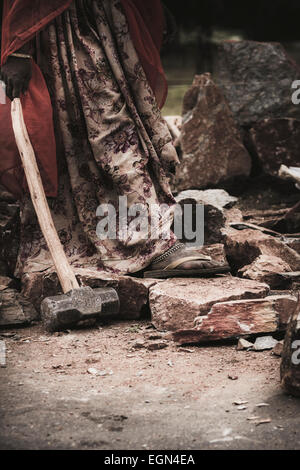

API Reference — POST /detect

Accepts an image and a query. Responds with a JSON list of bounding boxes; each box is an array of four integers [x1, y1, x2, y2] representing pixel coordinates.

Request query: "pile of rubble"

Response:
[[1, 190, 299, 346], [0, 41, 299, 371], [174, 40, 300, 191]]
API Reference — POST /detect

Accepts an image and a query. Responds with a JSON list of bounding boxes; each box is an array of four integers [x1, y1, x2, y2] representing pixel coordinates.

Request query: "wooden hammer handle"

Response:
[[11, 98, 79, 294]]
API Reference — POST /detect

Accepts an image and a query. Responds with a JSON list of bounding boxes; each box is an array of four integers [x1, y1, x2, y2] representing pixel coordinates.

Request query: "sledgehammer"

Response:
[[11, 98, 120, 331]]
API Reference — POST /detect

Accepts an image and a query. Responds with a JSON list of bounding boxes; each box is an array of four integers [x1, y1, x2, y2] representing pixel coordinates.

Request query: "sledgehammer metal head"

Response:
[[41, 286, 120, 332]]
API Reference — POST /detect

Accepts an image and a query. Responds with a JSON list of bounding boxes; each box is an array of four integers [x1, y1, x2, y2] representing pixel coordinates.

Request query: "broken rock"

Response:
[[273, 341, 284, 357], [177, 73, 251, 191], [147, 341, 168, 351], [238, 255, 293, 288], [150, 276, 269, 333], [253, 336, 278, 351], [281, 299, 300, 397], [284, 239, 300, 255], [250, 119, 300, 177], [172, 295, 296, 345], [279, 165, 300, 190], [269, 271, 300, 290], [225, 228, 300, 288], [87, 368, 100, 376], [0, 289, 38, 327], [237, 338, 254, 351], [214, 40, 300, 126], [176, 189, 238, 212], [175, 191, 225, 245], [175, 189, 238, 245]]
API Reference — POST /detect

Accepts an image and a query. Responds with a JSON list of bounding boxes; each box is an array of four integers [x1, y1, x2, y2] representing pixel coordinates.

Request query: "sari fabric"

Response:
[[11, 0, 178, 276], [0, 0, 167, 197]]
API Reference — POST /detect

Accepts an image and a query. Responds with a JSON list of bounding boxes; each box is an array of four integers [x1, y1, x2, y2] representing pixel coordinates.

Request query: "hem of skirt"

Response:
[[101, 239, 178, 273]]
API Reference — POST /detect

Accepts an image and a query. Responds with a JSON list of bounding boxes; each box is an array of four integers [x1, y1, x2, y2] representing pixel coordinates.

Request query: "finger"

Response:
[[22, 78, 30, 96], [6, 78, 14, 101], [13, 80, 22, 99]]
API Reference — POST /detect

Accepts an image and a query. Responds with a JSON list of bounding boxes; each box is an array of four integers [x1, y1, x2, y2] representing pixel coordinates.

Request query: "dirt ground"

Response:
[[0, 320, 299, 450]]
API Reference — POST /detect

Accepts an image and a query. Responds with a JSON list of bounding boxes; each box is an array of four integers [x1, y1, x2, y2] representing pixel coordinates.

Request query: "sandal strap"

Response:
[[151, 242, 184, 265], [164, 255, 212, 271]]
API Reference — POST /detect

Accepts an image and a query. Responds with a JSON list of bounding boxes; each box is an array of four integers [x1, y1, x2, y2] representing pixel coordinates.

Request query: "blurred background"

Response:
[[162, 0, 300, 115]]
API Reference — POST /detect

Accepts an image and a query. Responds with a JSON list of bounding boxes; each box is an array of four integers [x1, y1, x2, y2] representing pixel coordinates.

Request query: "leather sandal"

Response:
[[144, 242, 231, 279]]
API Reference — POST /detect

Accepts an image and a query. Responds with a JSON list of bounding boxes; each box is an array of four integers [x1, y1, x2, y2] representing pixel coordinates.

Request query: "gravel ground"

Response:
[[0, 320, 299, 450]]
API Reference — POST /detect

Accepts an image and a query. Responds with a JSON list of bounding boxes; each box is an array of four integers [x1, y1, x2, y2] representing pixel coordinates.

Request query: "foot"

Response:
[[145, 242, 230, 278]]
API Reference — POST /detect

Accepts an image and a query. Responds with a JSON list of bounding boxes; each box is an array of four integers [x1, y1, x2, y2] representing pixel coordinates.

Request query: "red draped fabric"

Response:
[[1, 1, 73, 65], [120, 0, 167, 108], [0, 0, 167, 198], [0, 0, 73, 198], [0, 63, 58, 198]]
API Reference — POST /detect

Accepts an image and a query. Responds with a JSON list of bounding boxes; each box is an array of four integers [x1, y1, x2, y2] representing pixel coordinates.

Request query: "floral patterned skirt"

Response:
[[15, 0, 179, 277]]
